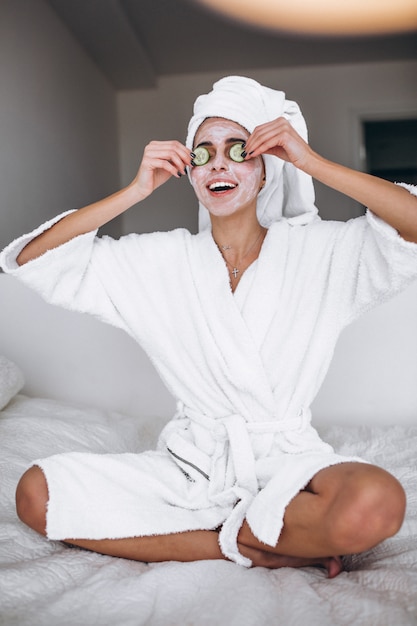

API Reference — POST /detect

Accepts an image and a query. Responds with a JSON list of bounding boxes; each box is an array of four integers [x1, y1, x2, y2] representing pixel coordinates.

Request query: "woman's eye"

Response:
[[229, 142, 245, 163], [193, 146, 210, 166]]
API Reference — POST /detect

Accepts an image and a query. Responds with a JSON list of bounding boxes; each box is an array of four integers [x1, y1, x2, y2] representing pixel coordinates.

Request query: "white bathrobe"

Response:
[[2, 194, 417, 565]]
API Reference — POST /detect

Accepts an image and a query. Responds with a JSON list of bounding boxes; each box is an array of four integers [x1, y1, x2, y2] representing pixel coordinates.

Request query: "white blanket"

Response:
[[1, 395, 416, 626]]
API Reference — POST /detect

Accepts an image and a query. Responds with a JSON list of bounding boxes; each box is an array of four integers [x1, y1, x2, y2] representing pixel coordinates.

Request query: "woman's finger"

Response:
[[244, 118, 312, 167], [143, 140, 192, 174], [245, 118, 293, 157]]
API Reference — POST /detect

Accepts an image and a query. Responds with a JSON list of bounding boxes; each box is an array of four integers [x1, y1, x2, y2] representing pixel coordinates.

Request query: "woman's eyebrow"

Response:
[[194, 141, 212, 149], [194, 137, 247, 149]]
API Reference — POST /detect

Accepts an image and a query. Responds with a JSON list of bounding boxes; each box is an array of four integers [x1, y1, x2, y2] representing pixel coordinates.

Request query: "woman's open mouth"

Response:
[[208, 181, 237, 194]]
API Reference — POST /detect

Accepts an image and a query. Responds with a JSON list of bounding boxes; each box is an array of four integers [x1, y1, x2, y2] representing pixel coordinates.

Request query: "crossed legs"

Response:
[[15, 461, 406, 577]]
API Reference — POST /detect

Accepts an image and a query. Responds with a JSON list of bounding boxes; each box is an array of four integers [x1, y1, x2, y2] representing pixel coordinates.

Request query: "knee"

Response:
[[15, 466, 49, 536], [328, 466, 406, 555]]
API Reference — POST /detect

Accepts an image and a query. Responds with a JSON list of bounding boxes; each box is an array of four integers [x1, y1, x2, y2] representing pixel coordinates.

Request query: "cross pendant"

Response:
[[231, 267, 239, 279]]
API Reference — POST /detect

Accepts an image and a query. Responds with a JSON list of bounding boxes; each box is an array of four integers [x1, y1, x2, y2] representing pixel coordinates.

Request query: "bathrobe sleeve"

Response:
[[0, 210, 188, 338], [331, 183, 417, 326], [0, 211, 127, 331]]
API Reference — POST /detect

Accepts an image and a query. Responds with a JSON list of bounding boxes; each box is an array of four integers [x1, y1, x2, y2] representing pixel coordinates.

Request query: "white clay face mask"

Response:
[[190, 119, 264, 217]]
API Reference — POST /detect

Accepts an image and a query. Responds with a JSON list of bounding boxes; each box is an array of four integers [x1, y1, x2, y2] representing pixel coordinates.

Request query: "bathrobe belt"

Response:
[[164, 405, 310, 566]]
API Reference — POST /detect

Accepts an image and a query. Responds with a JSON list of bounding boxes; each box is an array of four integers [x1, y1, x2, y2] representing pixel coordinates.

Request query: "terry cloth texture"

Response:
[[185, 76, 319, 231], [1, 185, 417, 565]]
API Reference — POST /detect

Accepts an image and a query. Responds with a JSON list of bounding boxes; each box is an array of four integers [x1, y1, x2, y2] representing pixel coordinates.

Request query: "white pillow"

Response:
[[0, 355, 24, 410]]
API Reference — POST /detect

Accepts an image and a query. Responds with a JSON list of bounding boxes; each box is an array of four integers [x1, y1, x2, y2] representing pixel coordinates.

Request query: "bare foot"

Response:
[[322, 555, 344, 579], [239, 544, 344, 578]]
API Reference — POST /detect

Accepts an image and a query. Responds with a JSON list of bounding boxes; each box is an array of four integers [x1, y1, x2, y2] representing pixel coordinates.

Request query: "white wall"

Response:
[[311, 281, 417, 426], [0, 0, 121, 252], [117, 60, 417, 234]]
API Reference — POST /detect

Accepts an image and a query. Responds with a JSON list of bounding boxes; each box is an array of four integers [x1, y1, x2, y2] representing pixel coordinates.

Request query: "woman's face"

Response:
[[190, 118, 264, 220]]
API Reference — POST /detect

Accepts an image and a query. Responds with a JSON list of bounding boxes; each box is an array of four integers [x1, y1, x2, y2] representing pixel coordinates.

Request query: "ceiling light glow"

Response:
[[197, 0, 417, 36]]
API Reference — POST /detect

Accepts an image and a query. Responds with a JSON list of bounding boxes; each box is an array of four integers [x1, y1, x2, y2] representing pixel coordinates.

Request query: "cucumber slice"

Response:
[[229, 142, 245, 162], [193, 146, 210, 166]]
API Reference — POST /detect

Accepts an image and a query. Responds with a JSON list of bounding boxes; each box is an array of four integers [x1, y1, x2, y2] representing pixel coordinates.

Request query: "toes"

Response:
[[325, 556, 344, 579]]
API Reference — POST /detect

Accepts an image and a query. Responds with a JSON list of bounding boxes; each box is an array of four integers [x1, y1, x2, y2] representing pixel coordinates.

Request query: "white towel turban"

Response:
[[185, 76, 319, 231]]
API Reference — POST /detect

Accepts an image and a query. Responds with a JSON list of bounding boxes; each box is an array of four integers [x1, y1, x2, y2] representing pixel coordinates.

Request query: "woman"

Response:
[[2, 76, 417, 579]]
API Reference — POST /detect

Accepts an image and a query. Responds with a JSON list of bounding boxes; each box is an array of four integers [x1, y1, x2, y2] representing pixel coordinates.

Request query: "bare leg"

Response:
[[15, 467, 338, 573], [63, 535, 342, 574], [15, 462, 405, 578], [238, 462, 406, 558]]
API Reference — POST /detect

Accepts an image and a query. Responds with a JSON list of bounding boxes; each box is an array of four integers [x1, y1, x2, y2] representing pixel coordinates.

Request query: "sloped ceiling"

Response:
[[46, 0, 417, 89]]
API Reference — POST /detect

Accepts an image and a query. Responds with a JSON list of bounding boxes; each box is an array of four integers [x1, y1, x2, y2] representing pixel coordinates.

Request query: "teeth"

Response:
[[209, 182, 236, 191]]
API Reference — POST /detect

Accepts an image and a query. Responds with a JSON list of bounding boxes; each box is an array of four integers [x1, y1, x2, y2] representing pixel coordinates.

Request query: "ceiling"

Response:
[[46, 0, 417, 90]]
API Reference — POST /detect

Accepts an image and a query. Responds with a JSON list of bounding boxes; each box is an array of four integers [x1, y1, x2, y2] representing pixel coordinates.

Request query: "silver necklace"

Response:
[[217, 229, 265, 280]]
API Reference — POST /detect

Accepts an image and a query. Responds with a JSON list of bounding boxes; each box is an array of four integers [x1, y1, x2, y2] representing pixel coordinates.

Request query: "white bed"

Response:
[[1, 273, 417, 626]]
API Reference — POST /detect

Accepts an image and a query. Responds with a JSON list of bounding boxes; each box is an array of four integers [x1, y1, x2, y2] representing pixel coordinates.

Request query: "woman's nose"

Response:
[[211, 151, 228, 170]]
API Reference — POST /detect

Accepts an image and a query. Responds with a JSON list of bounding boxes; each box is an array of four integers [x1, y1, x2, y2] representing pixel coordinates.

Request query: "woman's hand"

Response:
[[243, 117, 315, 171], [133, 140, 193, 201], [244, 117, 417, 242], [17, 140, 192, 265]]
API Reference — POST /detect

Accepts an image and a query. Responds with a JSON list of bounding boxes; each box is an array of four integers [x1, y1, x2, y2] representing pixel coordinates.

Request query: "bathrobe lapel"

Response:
[[188, 228, 281, 422], [234, 222, 287, 352]]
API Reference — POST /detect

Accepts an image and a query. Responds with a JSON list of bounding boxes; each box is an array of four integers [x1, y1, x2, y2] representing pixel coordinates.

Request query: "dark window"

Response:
[[363, 119, 417, 185]]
